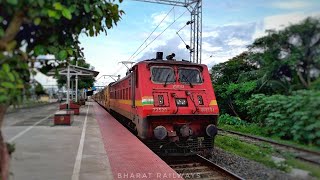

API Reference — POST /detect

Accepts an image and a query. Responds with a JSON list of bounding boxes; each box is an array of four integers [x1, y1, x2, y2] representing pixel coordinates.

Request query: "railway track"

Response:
[[163, 154, 244, 180], [219, 129, 320, 166]]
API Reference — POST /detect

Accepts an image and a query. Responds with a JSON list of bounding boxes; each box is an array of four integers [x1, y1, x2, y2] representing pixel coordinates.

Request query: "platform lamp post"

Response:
[[75, 60, 78, 103], [66, 64, 70, 109]]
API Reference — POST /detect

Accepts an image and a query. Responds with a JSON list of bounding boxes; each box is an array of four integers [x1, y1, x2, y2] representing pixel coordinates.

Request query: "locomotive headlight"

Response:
[[197, 95, 204, 105], [175, 98, 187, 106], [154, 126, 167, 140], [158, 95, 164, 105]]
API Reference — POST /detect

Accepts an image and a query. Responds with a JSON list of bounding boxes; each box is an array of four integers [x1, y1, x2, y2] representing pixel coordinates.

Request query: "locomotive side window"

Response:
[[178, 68, 203, 84], [151, 66, 175, 84]]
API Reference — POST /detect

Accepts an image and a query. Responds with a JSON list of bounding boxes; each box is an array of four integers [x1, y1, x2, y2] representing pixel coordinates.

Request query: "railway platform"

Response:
[[93, 102, 181, 179], [3, 100, 181, 180]]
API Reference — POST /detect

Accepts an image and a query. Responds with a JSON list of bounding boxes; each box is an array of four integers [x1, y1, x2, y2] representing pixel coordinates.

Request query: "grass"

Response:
[[285, 158, 320, 179], [219, 123, 320, 152], [215, 134, 320, 179], [219, 124, 267, 136], [215, 135, 279, 169]]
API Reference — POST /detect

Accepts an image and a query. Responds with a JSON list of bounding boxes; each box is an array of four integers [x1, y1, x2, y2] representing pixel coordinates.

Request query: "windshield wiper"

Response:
[[182, 74, 193, 88], [164, 74, 170, 87]]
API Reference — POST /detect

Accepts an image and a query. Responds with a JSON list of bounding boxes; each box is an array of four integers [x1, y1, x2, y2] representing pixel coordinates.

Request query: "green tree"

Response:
[[212, 17, 320, 147], [249, 17, 320, 91], [212, 17, 320, 121], [211, 52, 258, 119], [0, 0, 123, 178]]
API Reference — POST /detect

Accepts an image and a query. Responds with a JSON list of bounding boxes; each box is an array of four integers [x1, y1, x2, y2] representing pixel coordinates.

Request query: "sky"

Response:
[[36, 0, 320, 87]]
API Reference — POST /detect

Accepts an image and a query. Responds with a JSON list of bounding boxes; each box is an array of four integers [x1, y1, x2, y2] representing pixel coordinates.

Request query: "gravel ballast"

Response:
[[210, 148, 306, 180]]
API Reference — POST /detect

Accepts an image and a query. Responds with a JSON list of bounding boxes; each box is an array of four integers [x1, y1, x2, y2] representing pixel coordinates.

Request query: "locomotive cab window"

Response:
[[151, 66, 175, 84], [178, 68, 203, 84]]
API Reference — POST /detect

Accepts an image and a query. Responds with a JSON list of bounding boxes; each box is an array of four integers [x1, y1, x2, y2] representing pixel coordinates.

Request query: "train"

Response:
[[93, 52, 219, 156]]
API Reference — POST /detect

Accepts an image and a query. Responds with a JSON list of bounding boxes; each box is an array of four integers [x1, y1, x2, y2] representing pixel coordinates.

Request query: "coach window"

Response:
[[126, 88, 128, 99], [128, 87, 131, 99], [178, 67, 203, 84], [151, 66, 175, 84]]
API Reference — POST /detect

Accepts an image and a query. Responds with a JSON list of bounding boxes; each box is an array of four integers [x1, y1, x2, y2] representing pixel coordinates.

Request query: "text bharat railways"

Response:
[[118, 172, 202, 179]]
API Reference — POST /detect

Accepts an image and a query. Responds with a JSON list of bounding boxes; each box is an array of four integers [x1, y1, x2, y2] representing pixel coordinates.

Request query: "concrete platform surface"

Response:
[[3, 102, 113, 180]]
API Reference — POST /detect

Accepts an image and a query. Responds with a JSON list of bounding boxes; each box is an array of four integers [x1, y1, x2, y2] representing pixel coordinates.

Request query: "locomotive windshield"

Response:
[[151, 66, 175, 83], [178, 68, 203, 84]]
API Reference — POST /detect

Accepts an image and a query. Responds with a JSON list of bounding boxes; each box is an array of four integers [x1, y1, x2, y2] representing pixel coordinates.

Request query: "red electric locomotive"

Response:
[[94, 52, 219, 155]]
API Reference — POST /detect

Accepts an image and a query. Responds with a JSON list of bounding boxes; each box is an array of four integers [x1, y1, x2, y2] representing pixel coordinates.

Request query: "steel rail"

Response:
[[163, 155, 245, 180]]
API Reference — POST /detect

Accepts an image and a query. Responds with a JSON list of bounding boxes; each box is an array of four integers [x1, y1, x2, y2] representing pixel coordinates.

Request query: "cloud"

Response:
[[253, 11, 320, 39], [271, 1, 313, 10], [137, 22, 256, 67], [203, 31, 219, 38], [226, 37, 250, 46], [202, 42, 223, 52], [137, 37, 189, 61], [137, 10, 320, 69], [88, 8, 320, 83], [151, 11, 173, 28]]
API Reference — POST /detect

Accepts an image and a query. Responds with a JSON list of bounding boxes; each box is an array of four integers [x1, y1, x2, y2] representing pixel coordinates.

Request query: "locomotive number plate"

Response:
[[152, 107, 168, 112], [199, 107, 214, 113], [173, 85, 184, 89]]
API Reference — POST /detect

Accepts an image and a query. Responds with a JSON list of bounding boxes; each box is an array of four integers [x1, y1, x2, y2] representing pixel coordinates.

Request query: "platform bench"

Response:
[[54, 110, 73, 125]]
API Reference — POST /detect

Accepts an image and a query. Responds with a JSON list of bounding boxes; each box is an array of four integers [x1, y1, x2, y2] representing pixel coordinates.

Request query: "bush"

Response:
[[246, 90, 320, 146], [218, 114, 247, 126]]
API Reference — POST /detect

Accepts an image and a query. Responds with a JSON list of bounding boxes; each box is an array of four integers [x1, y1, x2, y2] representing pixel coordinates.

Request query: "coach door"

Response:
[[130, 67, 137, 121]]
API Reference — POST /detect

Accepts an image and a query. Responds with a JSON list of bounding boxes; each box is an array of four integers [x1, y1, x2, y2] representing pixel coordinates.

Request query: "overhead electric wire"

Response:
[[112, 64, 124, 75], [127, 6, 176, 62], [131, 9, 188, 61]]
